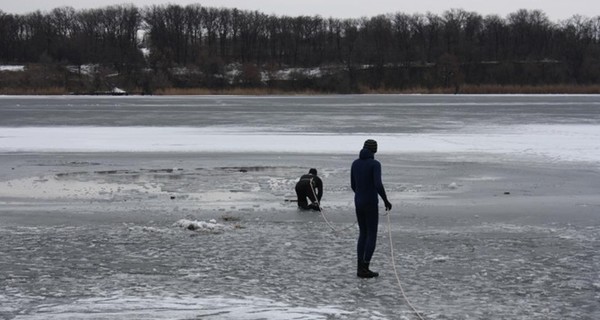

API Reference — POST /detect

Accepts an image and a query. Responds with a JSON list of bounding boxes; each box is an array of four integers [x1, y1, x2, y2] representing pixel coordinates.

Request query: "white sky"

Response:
[[1, 0, 598, 21]]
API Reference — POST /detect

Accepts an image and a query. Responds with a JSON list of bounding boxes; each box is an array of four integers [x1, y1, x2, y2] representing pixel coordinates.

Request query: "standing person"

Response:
[[295, 168, 323, 211], [351, 139, 392, 278]]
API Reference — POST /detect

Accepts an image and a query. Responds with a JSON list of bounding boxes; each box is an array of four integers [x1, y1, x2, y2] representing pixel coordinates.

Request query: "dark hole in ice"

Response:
[[217, 166, 293, 173]]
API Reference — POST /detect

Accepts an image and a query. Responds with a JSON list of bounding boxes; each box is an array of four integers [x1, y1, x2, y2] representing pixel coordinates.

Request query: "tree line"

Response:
[[1, 4, 599, 93]]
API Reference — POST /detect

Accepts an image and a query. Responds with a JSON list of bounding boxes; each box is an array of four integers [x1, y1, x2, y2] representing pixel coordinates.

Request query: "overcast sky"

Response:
[[1, 0, 598, 21]]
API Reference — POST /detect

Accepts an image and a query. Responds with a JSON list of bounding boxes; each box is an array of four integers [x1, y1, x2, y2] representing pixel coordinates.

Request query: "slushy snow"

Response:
[[174, 219, 230, 233]]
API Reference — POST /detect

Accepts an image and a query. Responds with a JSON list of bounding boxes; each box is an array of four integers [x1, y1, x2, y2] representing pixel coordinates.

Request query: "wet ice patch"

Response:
[[555, 228, 598, 242], [127, 225, 167, 233], [432, 255, 451, 263], [0, 175, 164, 200], [13, 295, 352, 320], [459, 175, 503, 181], [268, 177, 297, 192], [190, 190, 262, 202], [174, 219, 230, 233], [0, 294, 16, 313]]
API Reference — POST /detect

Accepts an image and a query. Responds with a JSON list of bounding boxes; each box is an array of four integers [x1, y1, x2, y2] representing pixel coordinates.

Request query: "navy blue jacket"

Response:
[[351, 148, 389, 207]]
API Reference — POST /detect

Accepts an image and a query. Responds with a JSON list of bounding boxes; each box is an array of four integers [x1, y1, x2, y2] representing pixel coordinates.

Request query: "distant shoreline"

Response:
[[2, 84, 600, 96]]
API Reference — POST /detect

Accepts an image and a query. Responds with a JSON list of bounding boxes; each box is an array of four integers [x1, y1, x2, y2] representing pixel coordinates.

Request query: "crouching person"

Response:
[[295, 168, 323, 211]]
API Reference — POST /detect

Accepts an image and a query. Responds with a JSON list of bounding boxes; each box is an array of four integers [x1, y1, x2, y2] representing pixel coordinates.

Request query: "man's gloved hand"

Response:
[[384, 200, 392, 211]]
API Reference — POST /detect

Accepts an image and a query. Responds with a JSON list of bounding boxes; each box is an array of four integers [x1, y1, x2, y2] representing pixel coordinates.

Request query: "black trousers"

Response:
[[295, 180, 320, 210], [355, 203, 379, 263]]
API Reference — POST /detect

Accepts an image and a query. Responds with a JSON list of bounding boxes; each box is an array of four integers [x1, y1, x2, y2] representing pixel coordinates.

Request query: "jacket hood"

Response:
[[359, 148, 375, 160]]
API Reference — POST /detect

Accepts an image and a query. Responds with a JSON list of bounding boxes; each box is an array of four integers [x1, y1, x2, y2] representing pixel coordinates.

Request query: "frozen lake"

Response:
[[0, 95, 599, 319], [1, 95, 600, 162]]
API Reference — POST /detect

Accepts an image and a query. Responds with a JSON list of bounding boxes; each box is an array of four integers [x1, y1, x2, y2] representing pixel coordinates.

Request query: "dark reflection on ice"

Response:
[[217, 166, 292, 173]]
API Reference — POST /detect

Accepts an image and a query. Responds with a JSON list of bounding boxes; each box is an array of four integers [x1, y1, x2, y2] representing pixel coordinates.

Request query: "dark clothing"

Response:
[[355, 204, 379, 263], [351, 148, 389, 207], [295, 173, 323, 211], [351, 148, 390, 263]]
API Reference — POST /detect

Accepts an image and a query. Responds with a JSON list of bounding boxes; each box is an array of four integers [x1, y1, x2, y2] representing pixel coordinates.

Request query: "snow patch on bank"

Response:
[[0, 65, 25, 72]]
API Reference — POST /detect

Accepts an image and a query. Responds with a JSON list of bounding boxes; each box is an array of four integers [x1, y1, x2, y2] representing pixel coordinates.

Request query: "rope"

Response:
[[386, 212, 426, 320], [305, 174, 424, 318], [309, 180, 356, 235], [318, 205, 357, 234], [307, 175, 424, 318]]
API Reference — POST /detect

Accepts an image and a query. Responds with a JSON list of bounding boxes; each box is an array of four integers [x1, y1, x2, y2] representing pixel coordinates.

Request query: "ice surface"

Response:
[[0, 174, 165, 200], [1, 124, 600, 163], [2, 94, 600, 164], [1, 95, 599, 319], [173, 219, 232, 233], [12, 295, 352, 320]]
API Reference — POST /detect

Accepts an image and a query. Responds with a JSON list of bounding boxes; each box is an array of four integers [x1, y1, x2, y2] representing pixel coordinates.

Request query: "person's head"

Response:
[[309, 168, 317, 175], [363, 139, 378, 154]]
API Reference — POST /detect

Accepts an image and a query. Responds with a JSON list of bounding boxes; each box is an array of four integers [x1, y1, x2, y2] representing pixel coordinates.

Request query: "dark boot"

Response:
[[357, 261, 379, 278]]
